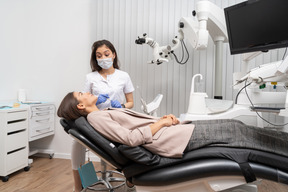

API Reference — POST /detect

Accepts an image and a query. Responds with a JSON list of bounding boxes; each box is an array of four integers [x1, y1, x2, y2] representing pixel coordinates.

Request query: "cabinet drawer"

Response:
[[6, 119, 28, 133], [31, 105, 55, 112], [32, 110, 54, 117], [30, 115, 54, 128], [6, 147, 28, 175], [30, 122, 54, 138], [6, 129, 28, 152], [7, 110, 27, 122]]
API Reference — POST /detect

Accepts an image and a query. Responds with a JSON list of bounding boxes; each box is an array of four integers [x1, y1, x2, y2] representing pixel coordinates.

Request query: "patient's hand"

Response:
[[161, 114, 179, 125], [150, 114, 179, 135]]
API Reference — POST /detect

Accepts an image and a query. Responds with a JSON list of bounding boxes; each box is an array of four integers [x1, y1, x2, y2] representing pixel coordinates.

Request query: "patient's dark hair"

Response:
[[57, 92, 88, 121], [90, 39, 120, 72]]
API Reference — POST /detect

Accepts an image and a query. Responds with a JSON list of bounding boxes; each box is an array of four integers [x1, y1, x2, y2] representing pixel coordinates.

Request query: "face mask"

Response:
[[97, 57, 113, 69]]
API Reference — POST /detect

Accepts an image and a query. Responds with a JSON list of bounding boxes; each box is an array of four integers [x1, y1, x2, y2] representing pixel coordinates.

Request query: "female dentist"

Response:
[[72, 40, 135, 192], [84, 39, 134, 109]]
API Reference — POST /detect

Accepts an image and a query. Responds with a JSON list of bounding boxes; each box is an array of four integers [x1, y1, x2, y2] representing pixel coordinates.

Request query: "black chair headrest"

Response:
[[60, 118, 77, 134]]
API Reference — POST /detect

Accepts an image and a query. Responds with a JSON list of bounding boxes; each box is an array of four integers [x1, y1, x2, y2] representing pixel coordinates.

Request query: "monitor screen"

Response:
[[224, 0, 288, 55]]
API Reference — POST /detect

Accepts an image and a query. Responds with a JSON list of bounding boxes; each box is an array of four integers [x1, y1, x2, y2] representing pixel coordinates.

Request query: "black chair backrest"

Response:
[[60, 117, 130, 166]]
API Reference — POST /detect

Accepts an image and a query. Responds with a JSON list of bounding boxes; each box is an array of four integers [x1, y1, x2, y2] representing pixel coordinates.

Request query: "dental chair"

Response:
[[60, 117, 288, 192]]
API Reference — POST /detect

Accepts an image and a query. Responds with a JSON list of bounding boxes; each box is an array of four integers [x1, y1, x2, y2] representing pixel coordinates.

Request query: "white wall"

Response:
[[0, 0, 287, 160], [0, 0, 97, 159]]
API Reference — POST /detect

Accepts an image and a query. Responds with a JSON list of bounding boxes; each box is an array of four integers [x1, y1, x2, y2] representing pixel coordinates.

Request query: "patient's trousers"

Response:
[[184, 119, 288, 157]]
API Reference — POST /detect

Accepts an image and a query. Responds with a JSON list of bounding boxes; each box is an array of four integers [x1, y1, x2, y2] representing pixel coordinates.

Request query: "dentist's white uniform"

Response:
[[83, 69, 134, 108]]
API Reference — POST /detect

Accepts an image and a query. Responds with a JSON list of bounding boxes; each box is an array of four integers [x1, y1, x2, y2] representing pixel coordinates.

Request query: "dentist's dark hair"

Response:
[[57, 92, 88, 121], [90, 39, 120, 72]]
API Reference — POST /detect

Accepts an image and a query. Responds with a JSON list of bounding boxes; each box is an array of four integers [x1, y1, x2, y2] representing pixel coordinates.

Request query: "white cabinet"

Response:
[[27, 103, 55, 158], [0, 108, 30, 182], [28, 103, 55, 141]]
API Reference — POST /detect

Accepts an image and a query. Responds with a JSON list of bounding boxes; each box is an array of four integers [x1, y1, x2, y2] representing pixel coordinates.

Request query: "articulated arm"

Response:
[[135, 0, 228, 65], [135, 33, 181, 64]]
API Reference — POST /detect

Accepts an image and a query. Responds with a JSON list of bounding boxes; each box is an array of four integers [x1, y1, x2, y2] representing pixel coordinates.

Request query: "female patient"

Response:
[[58, 92, 288, 158]]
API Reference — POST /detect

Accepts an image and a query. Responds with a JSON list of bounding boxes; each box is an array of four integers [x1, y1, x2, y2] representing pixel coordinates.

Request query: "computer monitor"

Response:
[[224, 0, 288, 55]]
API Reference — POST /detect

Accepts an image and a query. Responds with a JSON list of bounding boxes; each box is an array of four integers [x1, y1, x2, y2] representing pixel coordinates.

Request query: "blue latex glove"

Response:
[[96, 94, 109, 105], [111, 100, 122, 108]]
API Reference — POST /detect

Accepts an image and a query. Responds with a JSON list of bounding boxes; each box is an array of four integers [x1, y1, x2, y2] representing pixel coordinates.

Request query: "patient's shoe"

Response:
[[124, 185, 136, 192], [124, 181, 136, 192]]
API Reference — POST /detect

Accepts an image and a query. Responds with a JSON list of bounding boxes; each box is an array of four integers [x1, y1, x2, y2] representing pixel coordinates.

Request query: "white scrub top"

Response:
[[83, 69, 134, 110]]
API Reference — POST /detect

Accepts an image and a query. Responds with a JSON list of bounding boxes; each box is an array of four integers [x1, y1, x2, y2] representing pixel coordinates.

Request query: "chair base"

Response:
[[82, 160, 126, 192]]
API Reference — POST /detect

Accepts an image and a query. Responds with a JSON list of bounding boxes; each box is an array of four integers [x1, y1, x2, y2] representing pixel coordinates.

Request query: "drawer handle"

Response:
[[8, 118, 27, 124], [7, 147, 26, 155], [35, 112, 50, 116], [8, 129, 26, 135], [36, 118, 50, 123], [36, 127, 50, 132], [35, 107, 51, 111]]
